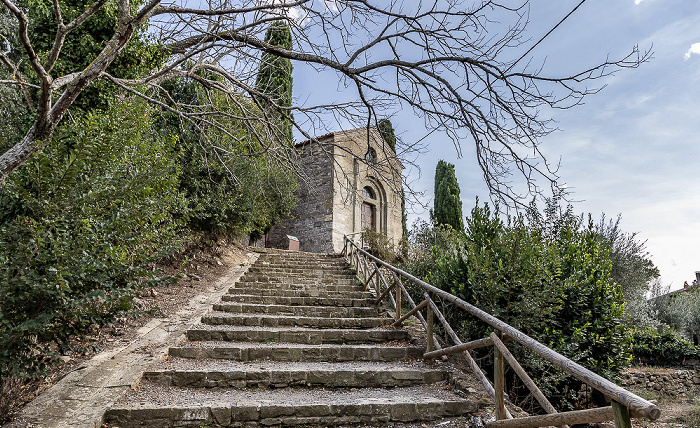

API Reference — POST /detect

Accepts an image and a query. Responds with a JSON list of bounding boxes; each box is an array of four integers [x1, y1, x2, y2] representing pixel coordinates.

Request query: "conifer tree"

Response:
[[254, 21, 294, 143], [433, 160, 464, 231], [376, 118, 407, 239], [377, 118, 396, 152]]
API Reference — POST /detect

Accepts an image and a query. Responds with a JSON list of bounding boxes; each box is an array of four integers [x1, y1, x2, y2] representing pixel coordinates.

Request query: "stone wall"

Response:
[[620, 369, 700, 398], [268, 127, 404, 254], [267, 141, 335, 253], [329, 127, 404, 253]]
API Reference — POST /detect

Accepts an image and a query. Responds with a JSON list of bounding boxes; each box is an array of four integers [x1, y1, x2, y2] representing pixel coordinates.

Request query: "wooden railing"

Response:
[[343, 236, 660, 428]]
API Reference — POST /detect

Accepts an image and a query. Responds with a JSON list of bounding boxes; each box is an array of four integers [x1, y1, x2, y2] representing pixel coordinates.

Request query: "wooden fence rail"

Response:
[[343, 236, 660, 428]]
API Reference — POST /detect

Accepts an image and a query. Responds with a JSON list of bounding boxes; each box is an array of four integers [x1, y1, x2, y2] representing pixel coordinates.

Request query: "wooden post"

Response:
[[392, 300, 428, 327], [611, 401, 632, 428], [489, 332, 567, 428], [395, 276, 402, 322], [426, 298, 434, 353], [375, 265, 397, 310], [495, 331, 506, 421]]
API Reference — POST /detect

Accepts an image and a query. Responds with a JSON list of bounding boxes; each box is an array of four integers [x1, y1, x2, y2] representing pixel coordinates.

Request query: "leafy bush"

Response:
[[158, 78, 299, 237], [631, 326, 699, 366], [406, 199, 630, 411], [0, 99, 184, 378], [361, 228, 402, 264], [653, 288, 700, 343]]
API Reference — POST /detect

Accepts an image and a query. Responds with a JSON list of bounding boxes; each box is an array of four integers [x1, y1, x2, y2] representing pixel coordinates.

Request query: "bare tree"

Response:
[[0, 0, 650, 203]]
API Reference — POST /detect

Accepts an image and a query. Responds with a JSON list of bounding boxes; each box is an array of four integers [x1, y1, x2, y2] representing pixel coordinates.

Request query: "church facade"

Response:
[[267, 127, 404, 253]]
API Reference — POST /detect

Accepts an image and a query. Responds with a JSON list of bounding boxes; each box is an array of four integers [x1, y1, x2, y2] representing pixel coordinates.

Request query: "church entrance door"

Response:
[[361, 202, 375, 231]]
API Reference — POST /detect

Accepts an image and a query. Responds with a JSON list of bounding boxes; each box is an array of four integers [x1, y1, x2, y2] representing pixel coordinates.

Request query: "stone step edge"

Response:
[[104, 398, 476, 427], [11, 252, 261, 428], [184, 327, 410, 344], [200, 313, 388, 329], [219, 295, 375, 306], [141, 367, 447, 388], [212, 303, 379, 315], [168, 344, 424, 362]]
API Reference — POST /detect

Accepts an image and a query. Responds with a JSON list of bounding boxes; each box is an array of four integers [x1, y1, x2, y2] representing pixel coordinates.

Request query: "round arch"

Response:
[[359, 177, 387, 234]]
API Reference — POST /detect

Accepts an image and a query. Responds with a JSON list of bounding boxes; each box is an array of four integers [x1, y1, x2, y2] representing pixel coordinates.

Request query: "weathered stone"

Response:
[[268, 127, 404, 253]]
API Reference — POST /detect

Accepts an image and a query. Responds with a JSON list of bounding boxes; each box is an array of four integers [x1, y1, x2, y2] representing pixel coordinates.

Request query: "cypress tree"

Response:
[[255, 21, 294, 143], [377, 118, 407, 239], [377, 118, 397, 152], [433, 160, 464, 231]]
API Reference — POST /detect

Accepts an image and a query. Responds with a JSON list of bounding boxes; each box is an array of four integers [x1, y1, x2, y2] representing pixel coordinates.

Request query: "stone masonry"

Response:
[[102, 250, 479, 427], [621, 369, 700, 398], [268, 127, 404, 253]]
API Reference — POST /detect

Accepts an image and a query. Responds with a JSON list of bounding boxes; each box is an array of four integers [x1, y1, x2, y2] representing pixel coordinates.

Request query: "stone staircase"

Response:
[[103, 251, 478, 427]]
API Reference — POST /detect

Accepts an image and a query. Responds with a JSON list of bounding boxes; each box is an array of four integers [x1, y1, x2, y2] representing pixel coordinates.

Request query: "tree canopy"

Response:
[[0, 1, 650, 202]]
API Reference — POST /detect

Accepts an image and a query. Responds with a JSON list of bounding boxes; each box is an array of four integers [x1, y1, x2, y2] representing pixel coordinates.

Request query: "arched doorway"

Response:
[[361, 186, 376, 231]]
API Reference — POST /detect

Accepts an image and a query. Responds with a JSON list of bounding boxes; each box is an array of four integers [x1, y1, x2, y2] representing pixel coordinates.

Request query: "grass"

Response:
[[675, 395, 700, 426], [628, 387, 660, 403]]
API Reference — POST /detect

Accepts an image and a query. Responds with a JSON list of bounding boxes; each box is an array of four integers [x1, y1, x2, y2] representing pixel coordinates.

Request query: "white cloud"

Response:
[[634, 0, 647, 4], [684, 42, 700, 60]]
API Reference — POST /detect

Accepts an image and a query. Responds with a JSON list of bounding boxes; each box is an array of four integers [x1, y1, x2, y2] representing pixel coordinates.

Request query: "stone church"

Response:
[[267, 127, 404, 253]]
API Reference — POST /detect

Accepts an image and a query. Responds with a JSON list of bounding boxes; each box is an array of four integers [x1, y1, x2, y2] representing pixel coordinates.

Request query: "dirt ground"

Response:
[[0, 238, 251, 425]]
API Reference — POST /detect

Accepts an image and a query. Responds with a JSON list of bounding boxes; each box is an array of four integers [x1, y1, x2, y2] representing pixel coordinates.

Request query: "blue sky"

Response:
[[291, 0, 700, 290], [403, 0, 700, 290]]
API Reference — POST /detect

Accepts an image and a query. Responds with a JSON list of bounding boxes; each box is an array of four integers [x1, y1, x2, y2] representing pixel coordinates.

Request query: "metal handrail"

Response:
[[342, 236, 660, 428]]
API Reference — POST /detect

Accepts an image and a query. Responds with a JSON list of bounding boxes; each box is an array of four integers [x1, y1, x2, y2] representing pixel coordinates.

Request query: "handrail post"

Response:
[[495, 330, 506, 421], [373, 263, 381, 297], [612, 401, 632, 428], [395, 276, 402, 322], [426, 297, 435, 354]]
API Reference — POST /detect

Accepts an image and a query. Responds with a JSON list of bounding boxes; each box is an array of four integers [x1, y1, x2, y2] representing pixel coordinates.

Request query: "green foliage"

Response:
[[654, 288, 700, 343], [361, 228, 401, 264], [254, 20, 294, 143], [0, 99, 184, 379], [11, 0, 167, 112], [594, 214, 659, 324], [377, 118, 397, 152], [406, 198, 630, 411], [400, 218, 462, 282], [433, 160, 464, 232], [631, 326, 699, 366], [158, 77, 299, 237]]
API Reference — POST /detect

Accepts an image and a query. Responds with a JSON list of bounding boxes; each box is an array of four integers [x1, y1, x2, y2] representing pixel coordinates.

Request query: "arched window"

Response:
[[362, 186, 375, 199], [365, 147, 377, 164]]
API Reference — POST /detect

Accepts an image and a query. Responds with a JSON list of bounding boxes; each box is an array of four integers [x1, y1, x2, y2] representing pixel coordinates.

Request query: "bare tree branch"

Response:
[[0, 0, 651, 204]]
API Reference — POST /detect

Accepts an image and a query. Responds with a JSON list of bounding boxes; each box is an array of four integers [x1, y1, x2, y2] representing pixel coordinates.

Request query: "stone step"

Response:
[[104, 384, 475, 427], [219, 293, 375, 307], [246, 266, 354, 274], [226, 287, 371, 299], [212, 302, 379, 318], [169, 342, 424, 362], [235, 276, 357, 287], [252, 261, 349, 270], [142, 359, 446, 388], [255, 253, 346, 262], [185, 326, 410, 344], [201, 312, 387, 329]]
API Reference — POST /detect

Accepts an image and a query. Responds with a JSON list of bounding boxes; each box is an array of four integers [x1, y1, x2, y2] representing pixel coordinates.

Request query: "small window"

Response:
[[365, 147, 377, 164], [362, 186, 375, 199]]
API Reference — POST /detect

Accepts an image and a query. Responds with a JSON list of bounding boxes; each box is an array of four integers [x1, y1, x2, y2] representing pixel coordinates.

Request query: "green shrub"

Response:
[[407, 199, 630, 411], [0, 99, 184, 378], [157, 79, 299, 237], [361, 228, 401, 264], [631, 326, 699, 366]]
